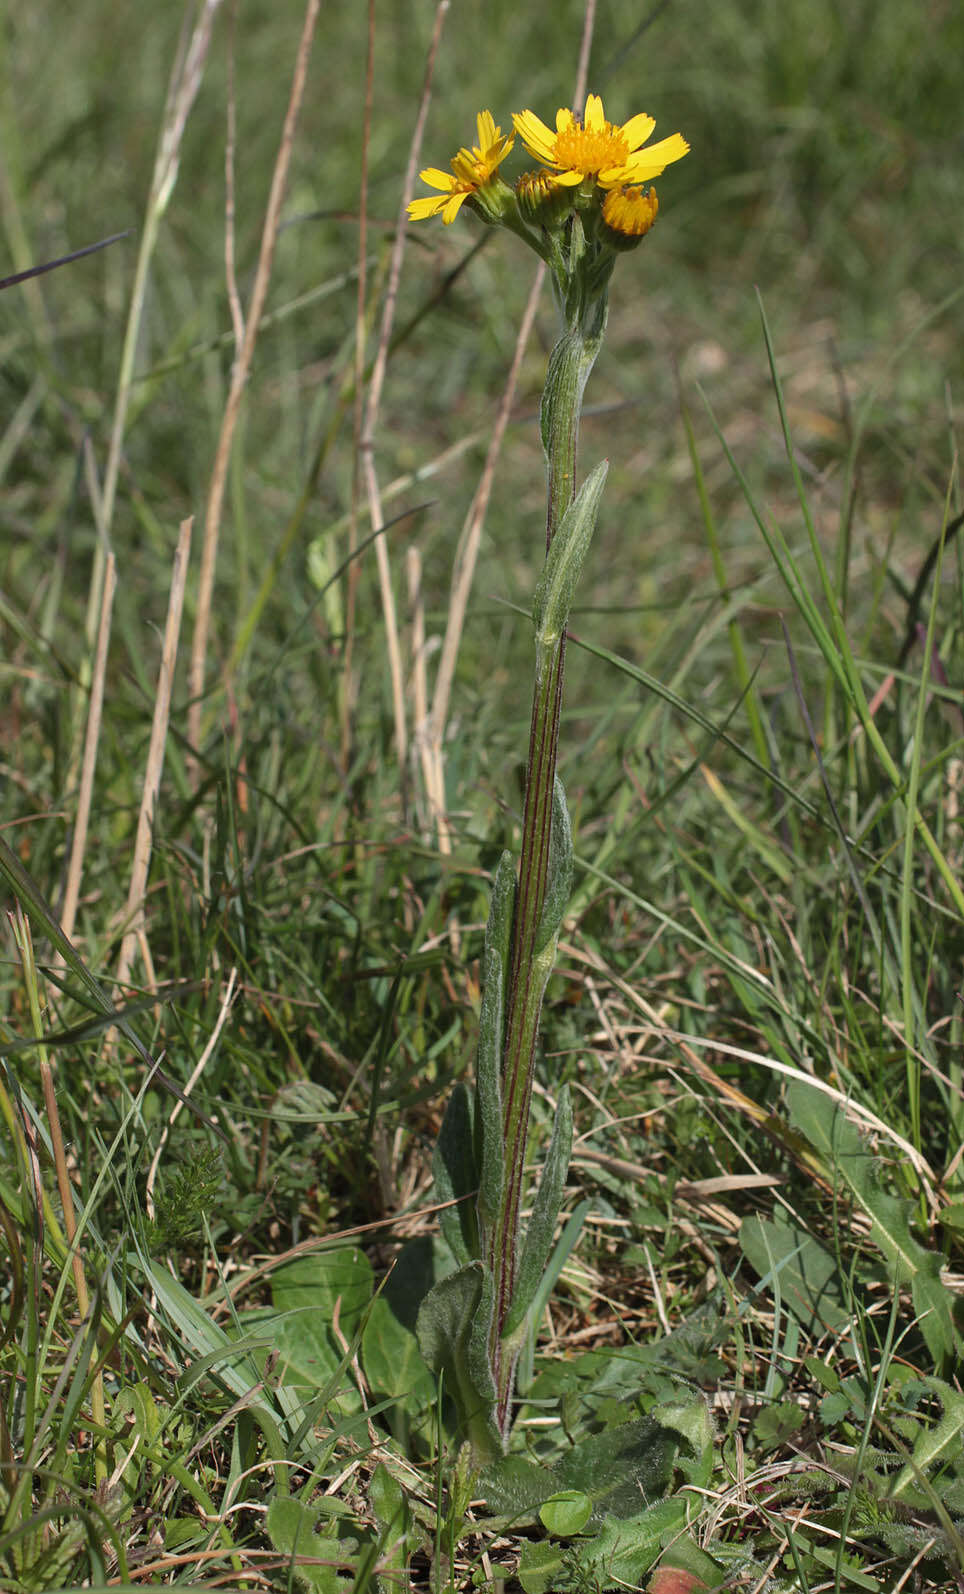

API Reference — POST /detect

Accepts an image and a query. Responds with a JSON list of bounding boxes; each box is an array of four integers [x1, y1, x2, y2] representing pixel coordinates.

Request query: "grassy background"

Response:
[[2, 0, 964, 1588]]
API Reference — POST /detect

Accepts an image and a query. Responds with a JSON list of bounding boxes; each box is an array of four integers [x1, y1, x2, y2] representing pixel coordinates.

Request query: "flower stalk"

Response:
[[486, 309, 605, 1429], [407, 91, 689, 1462]]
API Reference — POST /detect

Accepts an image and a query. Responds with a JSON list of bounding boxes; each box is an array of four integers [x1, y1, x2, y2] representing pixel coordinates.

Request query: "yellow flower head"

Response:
[[408, 110, 514, 225], [601, 184, 660, 239], [512, 92, 688, 190]]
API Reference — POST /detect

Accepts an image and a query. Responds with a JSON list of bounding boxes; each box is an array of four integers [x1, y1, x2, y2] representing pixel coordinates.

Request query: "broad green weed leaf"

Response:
[[574, 1499, 688, 1589], [539, 1490, 592, 1535], [553, 1417, 681, 1520], [360, 1294, 435, 1416], [432, 1082, 479, 1264], [740, 1211, 852, 1335], [518, 1499, 690, 1594], [480, 1452, 561, 1524], [369, 1462, 411, 1594], [271, 1248, 373, 1340], [527, 1305, 727, 1406], [483, 1413, 691, 1527], [265, 1497, 355, 1593], [270, 1248, 373, 1406], [652, 1536, 728, 1592], [787, 1080, 958, 1370], [378, 1234, 456, 1332], [415, 1261, 501, 1463], [652, 1397, 715, 1488]]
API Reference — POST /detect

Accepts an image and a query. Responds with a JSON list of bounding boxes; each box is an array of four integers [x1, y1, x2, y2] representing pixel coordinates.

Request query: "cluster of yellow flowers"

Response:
[[408, 94, 688, 246]]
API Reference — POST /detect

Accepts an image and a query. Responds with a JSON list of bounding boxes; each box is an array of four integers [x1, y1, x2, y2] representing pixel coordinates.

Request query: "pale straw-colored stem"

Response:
[[145, 967, 238, 1218], [58, 555, 116, 952], [223, 1, 245, 349], [339, 0, 377, 770], [188, 0, 322, 764], [116, 518, 193, 990], [66, 4, 219, 801], [102, 0, 222, 541], [357, 0, 451, 780], [406, 547, 433, 837]]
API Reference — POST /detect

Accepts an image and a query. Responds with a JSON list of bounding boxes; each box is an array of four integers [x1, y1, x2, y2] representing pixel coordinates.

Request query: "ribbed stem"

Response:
[[487, 317, 603, 1435]]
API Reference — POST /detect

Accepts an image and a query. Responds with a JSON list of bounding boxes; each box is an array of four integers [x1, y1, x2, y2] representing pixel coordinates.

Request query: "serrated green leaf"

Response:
[[574, 1499, 688, 1589], [482, 1415, 684, 1527], [503, 1084, 572, 1338], [652, 1396, 715, 1488], [479, 1452, 561, 1524], [554, 1417, 678, 1519], [892, 1377, 964, 1500], [803, 1354, 840, 1393], [939, 1202, 964, 1231], [518, 1537, 567, 1594]]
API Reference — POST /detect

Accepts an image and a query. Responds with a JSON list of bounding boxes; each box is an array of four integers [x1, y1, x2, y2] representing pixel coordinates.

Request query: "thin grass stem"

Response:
[[188, 0, 322, 762]]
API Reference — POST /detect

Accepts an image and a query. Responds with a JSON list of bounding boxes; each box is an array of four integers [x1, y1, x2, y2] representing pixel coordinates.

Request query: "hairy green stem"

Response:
[[487, 317, 603, 1434]]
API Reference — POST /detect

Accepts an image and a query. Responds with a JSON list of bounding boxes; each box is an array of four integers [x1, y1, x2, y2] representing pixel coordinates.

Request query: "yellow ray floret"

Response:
[[601, 185, 660, 238], [408, 110, 514, 224], [512, 92, 688, 189]]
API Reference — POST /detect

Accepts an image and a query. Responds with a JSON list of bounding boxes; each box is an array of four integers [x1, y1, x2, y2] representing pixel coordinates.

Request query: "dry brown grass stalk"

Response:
[[145, 966, 238, 1219], [339, 0, 377, 770], [116, 517, 193, 990], [356, 0, 451, 784], [406, 546, 431, 837], [58, 553, 116, 954], [188, 0, 323, 764]]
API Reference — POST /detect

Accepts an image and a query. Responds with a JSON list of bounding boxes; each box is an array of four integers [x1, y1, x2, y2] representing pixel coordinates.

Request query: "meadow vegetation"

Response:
[[1, 1, 963, 1589]]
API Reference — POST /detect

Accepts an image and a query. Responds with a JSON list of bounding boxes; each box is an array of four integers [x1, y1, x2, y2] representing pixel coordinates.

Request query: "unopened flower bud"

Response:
[[515, 169, 573, 229], [599, 185, 659, 250]]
